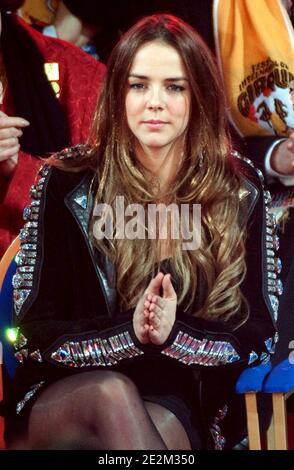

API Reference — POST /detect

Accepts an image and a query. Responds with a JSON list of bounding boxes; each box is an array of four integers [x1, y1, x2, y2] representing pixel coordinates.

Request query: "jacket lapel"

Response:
[[65, 172, 117, 317]]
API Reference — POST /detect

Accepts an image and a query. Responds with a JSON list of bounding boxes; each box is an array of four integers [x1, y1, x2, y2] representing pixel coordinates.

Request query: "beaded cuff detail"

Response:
[[50, 331, 144, 368], [161, 331, 240, 366]]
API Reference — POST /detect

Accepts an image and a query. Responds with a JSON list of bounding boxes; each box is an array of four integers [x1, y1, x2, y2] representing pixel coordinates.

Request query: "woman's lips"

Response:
[[142, 120, 168, 130]]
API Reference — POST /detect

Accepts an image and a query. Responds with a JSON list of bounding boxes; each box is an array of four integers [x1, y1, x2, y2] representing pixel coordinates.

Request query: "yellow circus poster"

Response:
[[18, 0, 60, 27], [214, 0, 294, 137]]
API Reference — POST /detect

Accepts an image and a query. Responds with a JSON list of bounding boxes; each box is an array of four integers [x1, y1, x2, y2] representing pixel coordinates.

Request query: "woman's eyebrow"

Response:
[[165, 77, 189, 82], [128, 74, 148, 79], [128, 74, 189, 81]]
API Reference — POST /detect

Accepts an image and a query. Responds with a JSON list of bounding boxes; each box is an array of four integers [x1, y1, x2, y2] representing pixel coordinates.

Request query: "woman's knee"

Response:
[[94, 370, 138, 402], [31, 370, 138, 422], [28, 370, 138, 447], [72, 371, 141, 435]]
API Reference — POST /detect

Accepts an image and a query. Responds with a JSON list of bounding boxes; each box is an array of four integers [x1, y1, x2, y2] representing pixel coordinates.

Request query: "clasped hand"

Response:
[[133, 272, 177, 346]]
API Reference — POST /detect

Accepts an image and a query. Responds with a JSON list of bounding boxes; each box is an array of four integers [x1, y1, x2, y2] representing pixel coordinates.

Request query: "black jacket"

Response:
[[5, 150, 278, 448]]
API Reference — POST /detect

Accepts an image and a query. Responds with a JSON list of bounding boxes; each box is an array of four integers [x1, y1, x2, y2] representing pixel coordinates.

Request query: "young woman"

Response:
[[3, 14, 278, 450]]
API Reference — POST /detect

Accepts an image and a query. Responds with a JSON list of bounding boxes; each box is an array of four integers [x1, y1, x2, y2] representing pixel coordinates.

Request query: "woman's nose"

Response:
[[147, 87, 164, 110]]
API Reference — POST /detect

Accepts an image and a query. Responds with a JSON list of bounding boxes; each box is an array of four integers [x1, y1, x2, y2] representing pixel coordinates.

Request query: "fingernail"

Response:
[[21, 119, 30, 126]]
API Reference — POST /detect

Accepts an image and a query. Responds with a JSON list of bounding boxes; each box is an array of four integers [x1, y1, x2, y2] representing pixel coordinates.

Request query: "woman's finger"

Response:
[[0, 145, 20, 161]]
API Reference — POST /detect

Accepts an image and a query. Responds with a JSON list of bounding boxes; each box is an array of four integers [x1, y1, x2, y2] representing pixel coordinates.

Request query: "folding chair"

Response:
[[235, 361, 272, 450], [263, 359, 294, 449]]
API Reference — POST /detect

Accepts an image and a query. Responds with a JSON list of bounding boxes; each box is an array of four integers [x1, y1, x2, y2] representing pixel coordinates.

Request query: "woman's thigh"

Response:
[[27, 370, 140, 447], [25, 370, 170, 449]]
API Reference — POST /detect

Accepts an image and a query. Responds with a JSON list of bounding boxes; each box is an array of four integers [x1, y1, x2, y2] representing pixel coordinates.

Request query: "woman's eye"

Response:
[[167, 84, 185, 92], [129, 83, 146, 90]]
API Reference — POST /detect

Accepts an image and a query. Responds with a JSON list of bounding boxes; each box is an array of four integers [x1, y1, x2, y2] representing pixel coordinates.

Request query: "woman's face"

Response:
[[125, 41, 191, 159]]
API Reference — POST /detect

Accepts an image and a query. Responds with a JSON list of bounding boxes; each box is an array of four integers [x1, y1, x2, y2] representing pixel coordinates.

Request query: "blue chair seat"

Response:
[[263, 359, 294, 394], [236, 362, 272, 394]]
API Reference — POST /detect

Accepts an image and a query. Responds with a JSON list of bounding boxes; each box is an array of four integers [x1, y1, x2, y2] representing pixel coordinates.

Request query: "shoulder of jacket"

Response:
[[230, 151, 268, 221], [230, 150, 265, 188], [33, 146, 94, 202], [53, 144, 93, 161]]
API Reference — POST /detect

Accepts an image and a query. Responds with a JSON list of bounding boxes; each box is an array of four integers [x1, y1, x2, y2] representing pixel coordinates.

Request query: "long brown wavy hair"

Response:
[[54, 14, 248, 322]]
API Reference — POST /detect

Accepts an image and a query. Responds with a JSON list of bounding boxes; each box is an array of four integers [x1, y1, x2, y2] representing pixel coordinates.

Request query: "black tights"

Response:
[[23, 370, 192, 450]]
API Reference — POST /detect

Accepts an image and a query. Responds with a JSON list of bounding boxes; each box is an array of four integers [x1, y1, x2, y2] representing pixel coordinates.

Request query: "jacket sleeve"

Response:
[[12, 164, 144, 370], [235, 135, 278, 173], [159, 157, 278, 369], [236, 134, 294, 184]]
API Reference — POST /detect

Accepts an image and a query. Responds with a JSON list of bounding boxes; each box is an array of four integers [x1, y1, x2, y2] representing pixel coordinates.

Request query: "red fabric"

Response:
[[0, 153, 40, 254], [0, 17, 106, 257]]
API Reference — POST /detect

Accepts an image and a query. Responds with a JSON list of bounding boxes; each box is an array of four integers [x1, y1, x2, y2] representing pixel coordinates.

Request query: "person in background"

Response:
[[0, 0, 105, 258], [51, 0, 158, 64], [1, 14, 277, 450], [42, 1, 99, 60]]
